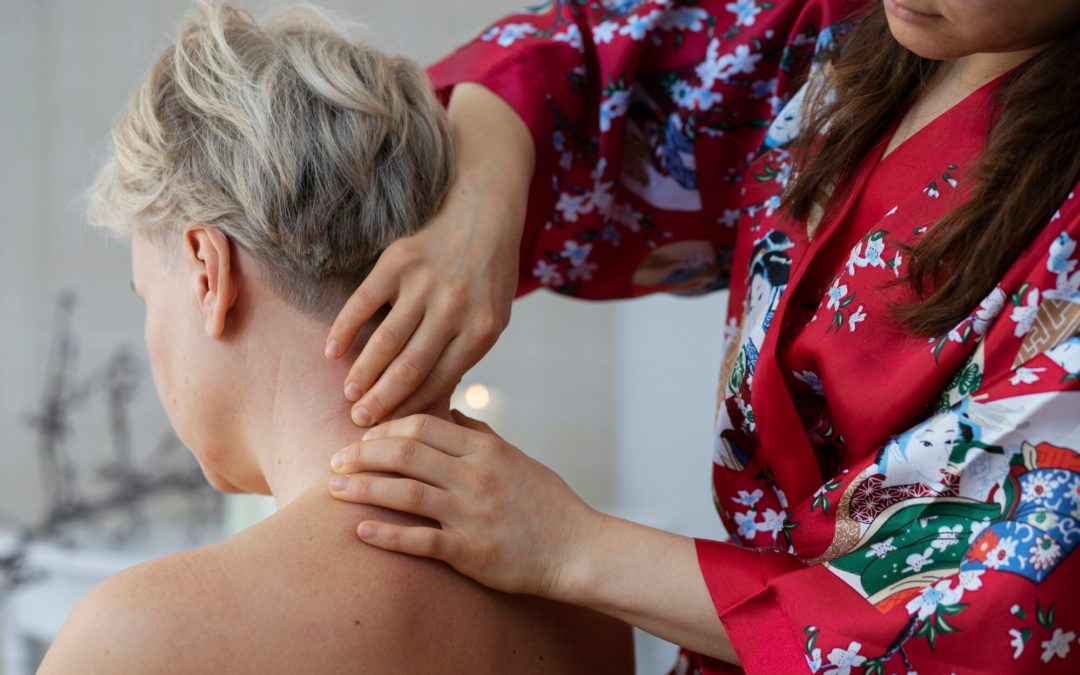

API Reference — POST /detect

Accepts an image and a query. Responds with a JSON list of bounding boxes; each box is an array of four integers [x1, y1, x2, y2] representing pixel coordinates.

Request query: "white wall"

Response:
[[0, 1, 733, 672]]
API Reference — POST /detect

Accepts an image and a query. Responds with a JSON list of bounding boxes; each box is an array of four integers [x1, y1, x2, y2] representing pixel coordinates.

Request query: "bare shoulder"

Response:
[[38, 545, 238, 674], [39, 492, 632, 673]]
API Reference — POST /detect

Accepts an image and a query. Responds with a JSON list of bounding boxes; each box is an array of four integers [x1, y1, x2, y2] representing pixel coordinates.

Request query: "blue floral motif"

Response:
[[961, 468, 1080, 584]]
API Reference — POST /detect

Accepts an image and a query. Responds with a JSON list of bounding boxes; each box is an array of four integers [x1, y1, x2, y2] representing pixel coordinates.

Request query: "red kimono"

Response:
[[428, 1, 1080, 672]]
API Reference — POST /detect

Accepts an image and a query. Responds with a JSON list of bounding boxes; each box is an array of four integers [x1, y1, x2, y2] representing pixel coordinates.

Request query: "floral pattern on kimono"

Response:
[[427, 0, 1080, 672]]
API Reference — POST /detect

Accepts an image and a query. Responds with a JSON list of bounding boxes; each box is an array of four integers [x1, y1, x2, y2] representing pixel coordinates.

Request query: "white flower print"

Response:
[[847, 305, 866, 332], [1040, 628, 1076, 663], [845, 242, 863, 276], [957, 569, 984, 591], [720, 208, 742, 228], [1009, 367, 1046, 385], [723, 44, 763, 79], [973, 287, 1007, 335], [773, 485, 790, 510], [903, 547, 935, 573], [924, 182, 940, 199], [601, 0, 647, 12], [905, 578, 963, 620], [1010, 287, 1041, 337], [806, 647, 823, 672], [1029, 534, 1062, 571], [532, 260, 563, 287], [985, 536, 1018, 569], [725, 0, 763, 28], [1047, 232, 1077, 275], [695, 38, 726, 89], [890, 250, 903, 278], [866, 537, 896, 559], [968, 518, 991, 543], [553, 23, 583, 52], [1009, 628, 1026, 659], [1044, 234, 1080, 302], [1023, 474, 1061, 502], [824, 641, 866, 675], [567, 261, 598, 282], [734, 509, 758, 539], [863, 237, 886, 268], [759, 508, 785, 538], [491, 23, 539, 47], [671, 79, 696, 108], [618, 10, 661, 40], [697, 39, 762, 89], [732, 489, 763, 507], [555, 191, 589, 222], [592, 20, 619, 44], [826, 279, 848, 311], [599, 88, 632, 132], [656, 6, 709, 31], [930, 524, 963, 551]]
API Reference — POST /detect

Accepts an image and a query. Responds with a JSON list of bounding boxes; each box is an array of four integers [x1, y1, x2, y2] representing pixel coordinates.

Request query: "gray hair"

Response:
[[89, 1, 454, 318]]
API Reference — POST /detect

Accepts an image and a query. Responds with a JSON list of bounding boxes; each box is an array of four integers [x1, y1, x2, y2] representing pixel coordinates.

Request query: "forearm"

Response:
[[557, 514, 740, 664], [445, 83, 535, 256]]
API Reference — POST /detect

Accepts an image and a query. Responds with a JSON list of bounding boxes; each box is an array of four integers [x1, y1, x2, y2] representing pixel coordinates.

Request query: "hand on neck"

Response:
[[224, 289, 450, 508]]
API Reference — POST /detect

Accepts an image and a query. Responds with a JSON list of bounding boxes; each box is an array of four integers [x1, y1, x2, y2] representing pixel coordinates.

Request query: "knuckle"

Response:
[[389, 237, 420, 265], [403, 414, 429, 439], [392, 358, 426, 385], [405, 481, 426, 508], [418, 532, 440, 557], [365, 391, 390, 419], [394, 440, 418, 467], [371, 325, 403, 352]]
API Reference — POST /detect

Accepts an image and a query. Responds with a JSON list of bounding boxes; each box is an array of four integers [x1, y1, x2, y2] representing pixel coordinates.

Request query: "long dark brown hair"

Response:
[[783, 4, 1080, 336]]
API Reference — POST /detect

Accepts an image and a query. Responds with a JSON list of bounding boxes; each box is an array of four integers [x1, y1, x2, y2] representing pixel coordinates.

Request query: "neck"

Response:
[[938, 45, 1044, 92], [231, 302, 448, 508]]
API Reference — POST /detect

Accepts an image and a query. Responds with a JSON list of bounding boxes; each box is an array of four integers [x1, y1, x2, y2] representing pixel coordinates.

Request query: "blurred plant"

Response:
[[0, 293, 221, 594]]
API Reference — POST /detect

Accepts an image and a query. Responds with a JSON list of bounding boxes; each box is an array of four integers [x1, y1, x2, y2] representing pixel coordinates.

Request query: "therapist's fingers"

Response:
[[326, 259, 397, 360], [328, 474, 457, 521], [389, 338, 485, 419], [351, 319, 449, 426], [360, 413, 482, 457], [342, 305, 423, 401], [331, 438, 459, 488], [356, 522, 462, 563]]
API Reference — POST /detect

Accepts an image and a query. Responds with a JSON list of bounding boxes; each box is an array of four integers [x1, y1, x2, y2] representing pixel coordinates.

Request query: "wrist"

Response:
[[547, 507, 619, 606]]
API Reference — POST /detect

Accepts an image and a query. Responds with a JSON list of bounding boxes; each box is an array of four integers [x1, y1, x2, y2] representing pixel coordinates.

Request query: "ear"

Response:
[[182, 226, 238, 338]]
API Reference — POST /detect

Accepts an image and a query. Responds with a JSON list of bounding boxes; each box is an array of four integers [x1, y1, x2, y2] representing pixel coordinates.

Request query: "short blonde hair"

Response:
[[89, 1, 454, 318]]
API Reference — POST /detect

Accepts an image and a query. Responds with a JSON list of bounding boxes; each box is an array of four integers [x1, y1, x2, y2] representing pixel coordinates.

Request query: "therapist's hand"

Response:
[[325, 83, 535, 426], [327, 411, 604, 598]]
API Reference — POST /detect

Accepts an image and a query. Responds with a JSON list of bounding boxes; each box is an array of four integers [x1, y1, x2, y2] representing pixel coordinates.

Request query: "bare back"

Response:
[[41, 489, 633, 674]]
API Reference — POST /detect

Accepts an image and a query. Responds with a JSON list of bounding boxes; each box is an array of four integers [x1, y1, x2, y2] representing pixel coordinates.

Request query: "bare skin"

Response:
[[39, 230, 631, 674]]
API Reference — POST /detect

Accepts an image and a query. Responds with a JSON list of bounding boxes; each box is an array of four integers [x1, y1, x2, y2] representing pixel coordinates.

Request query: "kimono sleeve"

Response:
[[427, 0, 864, 300], [695, 336, 1080, 673]]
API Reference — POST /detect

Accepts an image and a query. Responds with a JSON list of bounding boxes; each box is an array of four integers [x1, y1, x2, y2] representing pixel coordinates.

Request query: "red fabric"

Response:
[[427, 2, 1080, 672]]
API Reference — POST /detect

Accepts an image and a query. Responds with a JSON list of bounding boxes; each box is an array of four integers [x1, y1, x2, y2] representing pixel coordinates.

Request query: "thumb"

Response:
[[451, 408, 497, 435]]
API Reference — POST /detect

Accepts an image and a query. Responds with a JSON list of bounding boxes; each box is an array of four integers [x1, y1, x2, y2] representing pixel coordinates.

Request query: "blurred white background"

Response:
[[0, 1, 729, 672]]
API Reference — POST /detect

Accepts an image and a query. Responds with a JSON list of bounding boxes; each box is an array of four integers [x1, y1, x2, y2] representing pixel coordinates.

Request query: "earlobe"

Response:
[[183, 226, 237, 338]]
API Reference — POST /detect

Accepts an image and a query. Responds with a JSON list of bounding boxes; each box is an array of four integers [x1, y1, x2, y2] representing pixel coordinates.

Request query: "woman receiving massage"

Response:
[[39, 3, 632, 673], [321, 0, 1080, 672]]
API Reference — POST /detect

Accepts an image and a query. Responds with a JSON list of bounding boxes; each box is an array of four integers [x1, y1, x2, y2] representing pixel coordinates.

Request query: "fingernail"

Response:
[[324, 340, 340, 359], [361, 427, 380, 441], [352, 405, 372, 426], [330, 452, 345, 472], [359, 523, 378, 540], [329, 476, 349, 492], [344, 383, 361, 401]]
